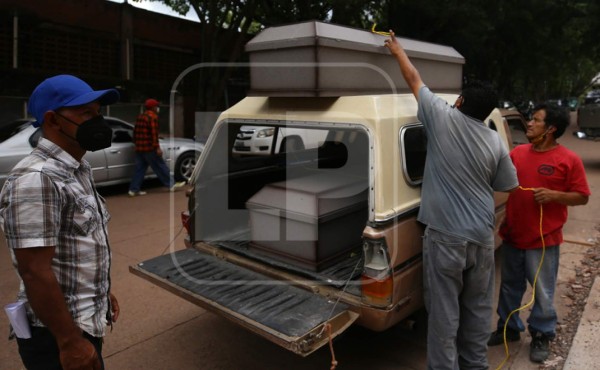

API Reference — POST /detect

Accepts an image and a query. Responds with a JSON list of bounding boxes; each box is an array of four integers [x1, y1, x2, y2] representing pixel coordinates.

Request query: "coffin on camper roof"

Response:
[[245, 21, 465, 97]]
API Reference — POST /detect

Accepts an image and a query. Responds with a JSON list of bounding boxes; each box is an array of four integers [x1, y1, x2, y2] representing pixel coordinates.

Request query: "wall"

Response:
[[0, 0, 210, 136]]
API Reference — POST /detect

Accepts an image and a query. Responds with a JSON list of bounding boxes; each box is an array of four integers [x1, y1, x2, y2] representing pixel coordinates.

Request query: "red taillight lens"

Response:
[[361, 274, 393, 306], [181, 211, 191, 234]]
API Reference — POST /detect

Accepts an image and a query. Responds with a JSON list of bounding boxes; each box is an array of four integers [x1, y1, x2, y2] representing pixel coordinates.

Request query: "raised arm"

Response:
[[384, 30, 424, 99]]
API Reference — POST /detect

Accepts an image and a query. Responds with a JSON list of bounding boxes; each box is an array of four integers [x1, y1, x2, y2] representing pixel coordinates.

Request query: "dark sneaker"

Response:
[[488, 328, 520, 346], [530, 332, 550, 363]]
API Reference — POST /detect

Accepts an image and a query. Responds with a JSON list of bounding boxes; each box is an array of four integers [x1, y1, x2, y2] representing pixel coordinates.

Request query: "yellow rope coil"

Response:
[[371, 23, 391, 36]]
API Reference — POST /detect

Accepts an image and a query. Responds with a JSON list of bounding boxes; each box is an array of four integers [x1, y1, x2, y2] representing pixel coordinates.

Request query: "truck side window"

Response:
[[506, 117, 528, 146], [401, 125, 427, 185]]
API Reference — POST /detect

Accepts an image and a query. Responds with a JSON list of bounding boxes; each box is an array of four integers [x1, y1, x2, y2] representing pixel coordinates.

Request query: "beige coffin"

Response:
[[245, 20, 464, 97], [247, 171, 368, 271]]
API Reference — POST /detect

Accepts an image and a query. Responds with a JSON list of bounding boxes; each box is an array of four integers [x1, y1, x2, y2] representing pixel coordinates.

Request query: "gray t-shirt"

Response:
[[417, 86, 518, 247]]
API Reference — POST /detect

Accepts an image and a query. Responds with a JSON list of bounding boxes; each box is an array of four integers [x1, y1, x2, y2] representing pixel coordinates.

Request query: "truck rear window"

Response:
[[193, 121, 370, 248]]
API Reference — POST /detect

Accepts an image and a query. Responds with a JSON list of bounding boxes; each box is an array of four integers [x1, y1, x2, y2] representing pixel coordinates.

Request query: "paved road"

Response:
[[1, 119, 598, 370]]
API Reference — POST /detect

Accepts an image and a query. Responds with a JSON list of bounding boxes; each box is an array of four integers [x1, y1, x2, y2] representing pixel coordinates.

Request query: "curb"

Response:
[[563, 276, 600, 369]]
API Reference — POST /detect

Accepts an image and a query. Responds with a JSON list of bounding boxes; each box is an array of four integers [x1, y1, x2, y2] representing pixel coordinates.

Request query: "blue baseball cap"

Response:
[[28, 75, 120, 127]]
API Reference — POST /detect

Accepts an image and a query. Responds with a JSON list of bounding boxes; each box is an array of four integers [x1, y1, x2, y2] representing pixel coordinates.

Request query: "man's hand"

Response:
[[532, 187, 556, 204], [59, 336, 101, 370], [156, 147, 163, 157], [383, 30, 402, 57], [110, 293, 120, 322], [532, 187, 589, 206], [383, 30, 424, 99]]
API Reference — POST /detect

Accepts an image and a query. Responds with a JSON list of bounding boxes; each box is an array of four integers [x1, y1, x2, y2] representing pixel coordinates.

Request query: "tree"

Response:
[[134, 0, 374, 113], [132, 0, 261, 112], [136, 0, 600, 109], [373, 0, 600, 101]]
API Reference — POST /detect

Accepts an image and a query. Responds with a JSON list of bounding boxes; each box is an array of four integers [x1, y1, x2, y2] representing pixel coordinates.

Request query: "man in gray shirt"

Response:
[[385, 31, 518, 369]]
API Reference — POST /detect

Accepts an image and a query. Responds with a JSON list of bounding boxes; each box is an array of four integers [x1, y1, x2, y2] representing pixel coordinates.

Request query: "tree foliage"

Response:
[[377, 0, 600, 101], [135, 0, 600, 109]]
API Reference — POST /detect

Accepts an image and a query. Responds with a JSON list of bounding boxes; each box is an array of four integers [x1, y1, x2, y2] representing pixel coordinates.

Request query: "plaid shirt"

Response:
[[133, 109, 160, 152], [0, 138, 112, 337]]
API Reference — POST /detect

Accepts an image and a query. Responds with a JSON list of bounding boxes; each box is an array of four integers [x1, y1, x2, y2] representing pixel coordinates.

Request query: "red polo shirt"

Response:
[[499, 144, 590, 249]]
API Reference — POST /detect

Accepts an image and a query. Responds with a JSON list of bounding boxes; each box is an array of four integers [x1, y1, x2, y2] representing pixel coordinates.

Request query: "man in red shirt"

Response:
[[128, 98, 184, 196], [488, 103, 590, 363]]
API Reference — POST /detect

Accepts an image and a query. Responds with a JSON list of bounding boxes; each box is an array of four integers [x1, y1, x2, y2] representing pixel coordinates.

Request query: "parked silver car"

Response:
[[0, 117, 204, 189]]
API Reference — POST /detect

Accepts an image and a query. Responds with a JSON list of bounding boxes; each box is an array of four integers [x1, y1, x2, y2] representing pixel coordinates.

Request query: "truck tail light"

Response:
[[361, 238, 393, 307], [181, 211, 191, 234]]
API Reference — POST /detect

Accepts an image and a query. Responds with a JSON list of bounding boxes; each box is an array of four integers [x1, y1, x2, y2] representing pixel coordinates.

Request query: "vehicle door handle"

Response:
[[110, 150, 120, 154]]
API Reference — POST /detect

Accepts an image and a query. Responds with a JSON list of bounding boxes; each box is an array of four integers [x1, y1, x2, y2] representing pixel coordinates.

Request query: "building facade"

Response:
[[0, 0, 244, 137]]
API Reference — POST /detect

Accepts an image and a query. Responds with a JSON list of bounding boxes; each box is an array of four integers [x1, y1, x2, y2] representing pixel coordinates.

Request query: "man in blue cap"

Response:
[[0, 75, 121, 370]]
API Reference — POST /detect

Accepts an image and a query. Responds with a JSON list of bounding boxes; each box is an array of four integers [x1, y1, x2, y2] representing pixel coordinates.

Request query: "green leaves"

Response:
[[378, 0, 600, 100], [137, 0, 600, 108]]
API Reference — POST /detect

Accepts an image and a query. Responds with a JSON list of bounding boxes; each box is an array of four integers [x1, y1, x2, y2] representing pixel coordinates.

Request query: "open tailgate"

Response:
[[129, 248, 359, 356]]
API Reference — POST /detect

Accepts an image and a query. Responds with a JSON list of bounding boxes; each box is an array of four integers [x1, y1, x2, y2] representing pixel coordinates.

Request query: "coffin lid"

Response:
[[247, 172, 368, 222], [245, 20, 465, 65]]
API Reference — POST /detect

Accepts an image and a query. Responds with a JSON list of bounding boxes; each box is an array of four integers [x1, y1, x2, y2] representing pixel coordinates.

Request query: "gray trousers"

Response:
[[423, 227, 495, 370]]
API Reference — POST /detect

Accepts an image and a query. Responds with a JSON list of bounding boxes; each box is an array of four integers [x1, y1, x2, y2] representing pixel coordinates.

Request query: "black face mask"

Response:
[[55, 113, 113, 152]]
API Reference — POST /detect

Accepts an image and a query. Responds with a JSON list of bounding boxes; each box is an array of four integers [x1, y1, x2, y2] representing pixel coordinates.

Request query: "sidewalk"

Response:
[[487, 239, 598, 370], [563, 276, 600, 369]]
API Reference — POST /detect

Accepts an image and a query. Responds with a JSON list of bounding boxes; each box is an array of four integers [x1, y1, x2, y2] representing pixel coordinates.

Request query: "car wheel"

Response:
[[174, 151, 198, 182]]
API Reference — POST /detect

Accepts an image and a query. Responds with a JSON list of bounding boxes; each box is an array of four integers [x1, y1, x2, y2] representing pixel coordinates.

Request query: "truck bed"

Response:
[[211, 239, 364, 296]]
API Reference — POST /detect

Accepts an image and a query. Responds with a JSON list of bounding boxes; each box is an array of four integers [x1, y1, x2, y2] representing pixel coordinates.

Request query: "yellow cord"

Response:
[[371, 23, 391, 36], [495, 186, 546, 370]]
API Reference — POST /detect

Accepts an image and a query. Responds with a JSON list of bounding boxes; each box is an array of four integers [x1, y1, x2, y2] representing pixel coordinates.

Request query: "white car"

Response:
[[232, 125, 328, 155], [0, 117, 204, 189]]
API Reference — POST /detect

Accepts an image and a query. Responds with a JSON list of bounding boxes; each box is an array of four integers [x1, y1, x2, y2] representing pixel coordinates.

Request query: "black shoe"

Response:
[[488, 328, 520, 346], [530, 332, 550, 363]]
